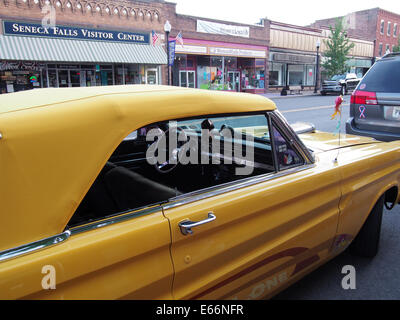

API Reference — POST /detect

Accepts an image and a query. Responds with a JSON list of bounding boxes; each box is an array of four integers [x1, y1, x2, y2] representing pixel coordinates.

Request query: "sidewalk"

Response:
[[260, 91, 320, 99]]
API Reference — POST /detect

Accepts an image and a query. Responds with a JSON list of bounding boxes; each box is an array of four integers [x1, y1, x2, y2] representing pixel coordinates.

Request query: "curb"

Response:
[[260, 93, 321, 99]]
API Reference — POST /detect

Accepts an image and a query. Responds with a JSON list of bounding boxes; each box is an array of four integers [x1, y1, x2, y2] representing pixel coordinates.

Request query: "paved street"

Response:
[[270, 94, 351, 134], [267, 94, 400, 300]]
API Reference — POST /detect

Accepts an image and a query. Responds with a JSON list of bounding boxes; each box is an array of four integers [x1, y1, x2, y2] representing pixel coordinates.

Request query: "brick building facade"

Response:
[[0, 0, 171, 92], [0, 0, 270, 93], [166, 9, 270, 93], [311, 7, 400, 59]]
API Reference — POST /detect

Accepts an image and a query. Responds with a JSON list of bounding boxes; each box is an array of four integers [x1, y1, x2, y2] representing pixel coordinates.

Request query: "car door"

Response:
[[0, 128, 175, 299], [162, 112, 341, 300], [0, 207, 174, 300]]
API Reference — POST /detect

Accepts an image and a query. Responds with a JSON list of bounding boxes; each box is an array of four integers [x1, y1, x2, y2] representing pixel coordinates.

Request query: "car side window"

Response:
[[68, 113, 275, 227], [271, 122, 304, 170]]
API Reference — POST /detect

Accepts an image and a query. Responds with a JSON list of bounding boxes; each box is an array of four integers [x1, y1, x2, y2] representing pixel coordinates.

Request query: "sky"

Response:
[[174, 0, 400, 26]]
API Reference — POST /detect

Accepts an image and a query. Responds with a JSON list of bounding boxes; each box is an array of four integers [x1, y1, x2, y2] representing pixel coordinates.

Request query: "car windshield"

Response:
[[358, 59, 400, 93], [330, 75, 345, 81]]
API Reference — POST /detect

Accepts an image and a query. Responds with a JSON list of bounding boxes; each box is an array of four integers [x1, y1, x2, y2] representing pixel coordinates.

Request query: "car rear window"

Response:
[[359, 59, 400, 93]]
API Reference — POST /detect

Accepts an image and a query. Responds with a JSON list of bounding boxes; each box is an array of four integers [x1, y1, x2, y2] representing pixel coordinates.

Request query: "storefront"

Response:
[[268, 51, 317, 90], [172, 39, 267, 94], [0, 21, 167, 93]]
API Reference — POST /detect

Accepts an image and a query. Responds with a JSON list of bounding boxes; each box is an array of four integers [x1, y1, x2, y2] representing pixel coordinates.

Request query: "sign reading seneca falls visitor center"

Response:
[[3, 21, 150, 44]]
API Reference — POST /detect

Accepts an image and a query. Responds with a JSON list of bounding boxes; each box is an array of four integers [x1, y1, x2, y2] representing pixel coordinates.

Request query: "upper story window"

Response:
[[394, 23, 398, 37], [380, 20, 385, 34], [387, 22, 392, 36]]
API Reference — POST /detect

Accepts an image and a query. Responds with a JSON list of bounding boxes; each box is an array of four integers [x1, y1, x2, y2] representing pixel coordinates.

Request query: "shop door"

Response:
[[146, 69, 158, 85], [179, 71, 196, 88], [70, 70, 81, 87], [58, 70, 69, 87], [187, 71, 195, 88], [228, 71, 241, 92]]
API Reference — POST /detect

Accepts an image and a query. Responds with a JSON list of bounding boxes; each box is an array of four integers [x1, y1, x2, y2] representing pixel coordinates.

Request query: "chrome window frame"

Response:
[[270, 110, 315, 164], [0, 110, 316, 263]]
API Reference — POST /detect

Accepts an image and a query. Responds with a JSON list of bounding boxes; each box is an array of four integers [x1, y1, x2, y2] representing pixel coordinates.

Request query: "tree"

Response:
[[322, 18, 355, 77]]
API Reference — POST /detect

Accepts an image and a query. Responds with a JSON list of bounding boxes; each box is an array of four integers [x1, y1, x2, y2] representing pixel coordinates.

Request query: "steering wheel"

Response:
[[153, 127, 188, 174]]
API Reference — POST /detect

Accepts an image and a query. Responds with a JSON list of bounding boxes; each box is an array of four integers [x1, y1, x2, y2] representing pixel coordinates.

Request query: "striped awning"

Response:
[[0, 35, 167, 64]]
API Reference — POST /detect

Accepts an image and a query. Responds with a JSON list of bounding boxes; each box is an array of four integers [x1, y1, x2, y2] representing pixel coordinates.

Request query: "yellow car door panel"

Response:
[[0, 208, 173, 300], [163, 153, 341, 300]]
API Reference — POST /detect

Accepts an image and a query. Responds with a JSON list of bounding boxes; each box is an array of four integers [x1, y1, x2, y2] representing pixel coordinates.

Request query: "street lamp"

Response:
[[314, 39, 321, 94], [164, 20, 172, 85]]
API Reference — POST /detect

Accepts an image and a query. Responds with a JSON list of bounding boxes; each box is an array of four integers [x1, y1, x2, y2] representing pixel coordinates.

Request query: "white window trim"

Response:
[[394, 23, 398, 37], [381, 20, 385, 34], [387, 21, 391, 36]]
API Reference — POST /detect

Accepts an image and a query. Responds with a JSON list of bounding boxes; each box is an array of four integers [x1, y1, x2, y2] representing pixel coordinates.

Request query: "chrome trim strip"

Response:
[[164, 164, 316, 210], [69, 206, 161, 236], [0, 230, 71, 263]]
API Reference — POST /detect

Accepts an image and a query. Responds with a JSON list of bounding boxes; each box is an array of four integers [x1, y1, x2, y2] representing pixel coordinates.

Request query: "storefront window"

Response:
[[0, 62, 44, 92], [269, 62, 283, 86], [197, 56, 211, 90], [288, 64, 303, 86], [1, 62, 155, 91], [176, 54, 188, 69], [239, 58, 265, 90], [304, 65, 315, 86], [115, 65, 126, 85], [126, 65, 140, 85], [210, 56, 225, 90]]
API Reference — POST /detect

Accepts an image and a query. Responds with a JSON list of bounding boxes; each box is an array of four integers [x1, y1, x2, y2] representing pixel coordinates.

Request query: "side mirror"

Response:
[[290, 122, 316, 134]]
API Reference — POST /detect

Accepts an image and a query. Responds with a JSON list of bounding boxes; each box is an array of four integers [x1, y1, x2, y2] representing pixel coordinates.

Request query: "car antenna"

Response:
[[331, 95, 344, 162]]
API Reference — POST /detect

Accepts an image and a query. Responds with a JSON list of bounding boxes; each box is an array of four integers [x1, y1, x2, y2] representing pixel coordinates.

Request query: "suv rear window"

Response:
[[359, 59, 400, 93]]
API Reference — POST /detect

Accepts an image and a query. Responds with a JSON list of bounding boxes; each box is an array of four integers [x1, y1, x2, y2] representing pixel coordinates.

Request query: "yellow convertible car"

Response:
[[0, 85, 399, 300]]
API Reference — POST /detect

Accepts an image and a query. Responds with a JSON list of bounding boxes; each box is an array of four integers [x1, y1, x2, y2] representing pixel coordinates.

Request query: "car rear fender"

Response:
[[334, 142, 400, 239]]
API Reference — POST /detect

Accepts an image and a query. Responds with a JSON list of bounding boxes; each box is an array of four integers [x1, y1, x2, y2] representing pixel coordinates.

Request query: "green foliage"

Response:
[[322, 18, 355, 77]]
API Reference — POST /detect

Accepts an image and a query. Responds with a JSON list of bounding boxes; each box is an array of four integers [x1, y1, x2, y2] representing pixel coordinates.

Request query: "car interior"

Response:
[[67, 114, 301, 227]]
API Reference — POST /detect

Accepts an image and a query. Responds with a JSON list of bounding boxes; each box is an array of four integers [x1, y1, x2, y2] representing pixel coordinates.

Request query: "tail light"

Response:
[[350, 90, 378, 105]]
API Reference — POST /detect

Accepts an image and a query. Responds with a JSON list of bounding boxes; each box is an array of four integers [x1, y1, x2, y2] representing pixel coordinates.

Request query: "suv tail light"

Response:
[[350, 91, 378, 105]]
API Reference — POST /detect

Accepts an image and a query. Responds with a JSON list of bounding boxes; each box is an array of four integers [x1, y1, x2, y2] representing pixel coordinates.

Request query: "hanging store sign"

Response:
[[197, 20, 250, 38], [272, 53, 316, 64], [209, 47, 266, 58], [3, 21, 150, 44]]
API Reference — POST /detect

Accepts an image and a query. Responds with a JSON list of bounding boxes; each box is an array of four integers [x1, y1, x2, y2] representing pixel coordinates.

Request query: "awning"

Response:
[[0, 35, 167, 64]]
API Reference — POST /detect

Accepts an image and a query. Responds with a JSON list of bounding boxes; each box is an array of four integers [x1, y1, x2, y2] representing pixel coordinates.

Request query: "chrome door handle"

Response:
[[179, 212, 216, 235]]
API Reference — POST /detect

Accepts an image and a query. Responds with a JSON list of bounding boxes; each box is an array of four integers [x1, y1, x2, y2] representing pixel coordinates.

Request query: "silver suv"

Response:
[[346, 52, 400, 142]]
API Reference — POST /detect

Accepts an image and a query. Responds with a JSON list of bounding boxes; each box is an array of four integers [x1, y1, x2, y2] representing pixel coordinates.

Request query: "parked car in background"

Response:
[[0, 85, 399, 300], [321, 73, 361, 96], [346, 52, 400, 142]]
